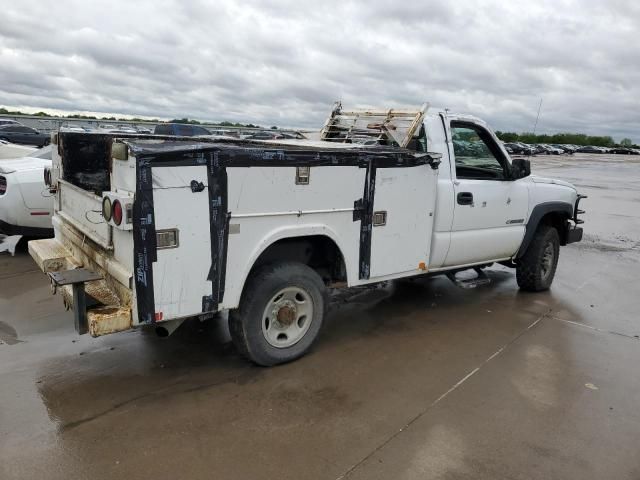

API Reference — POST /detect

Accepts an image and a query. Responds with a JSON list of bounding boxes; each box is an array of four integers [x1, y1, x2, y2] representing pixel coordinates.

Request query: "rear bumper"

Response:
[[29, 235, 133, 337]]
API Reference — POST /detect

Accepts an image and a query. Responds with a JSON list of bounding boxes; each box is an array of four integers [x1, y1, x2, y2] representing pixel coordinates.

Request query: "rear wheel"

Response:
[[229, 262, 327, 366], [516, 225, 560, 291]]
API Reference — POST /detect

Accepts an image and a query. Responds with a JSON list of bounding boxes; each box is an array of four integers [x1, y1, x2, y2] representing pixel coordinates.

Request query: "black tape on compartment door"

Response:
[[203, 151, 229, 312], [358, 158, 376, 280], [133, 157, 157, 324]]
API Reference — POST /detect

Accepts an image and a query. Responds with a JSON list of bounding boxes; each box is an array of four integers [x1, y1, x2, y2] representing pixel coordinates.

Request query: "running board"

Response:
[[446, 267, 491, 289]]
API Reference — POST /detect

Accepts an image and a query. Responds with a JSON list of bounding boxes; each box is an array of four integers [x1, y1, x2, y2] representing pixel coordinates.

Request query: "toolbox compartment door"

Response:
[[151, 166, 213, 319], [369, 164, 437, 278]]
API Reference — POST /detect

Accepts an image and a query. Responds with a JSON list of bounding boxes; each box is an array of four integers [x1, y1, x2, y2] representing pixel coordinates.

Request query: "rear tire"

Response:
[[516, 225, 560, 292], [229, 262, 327, 366]]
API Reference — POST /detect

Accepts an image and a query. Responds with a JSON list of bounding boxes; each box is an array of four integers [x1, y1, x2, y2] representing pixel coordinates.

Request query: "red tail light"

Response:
[[0, 176, 6, 195], [112, 200, 123, 225]]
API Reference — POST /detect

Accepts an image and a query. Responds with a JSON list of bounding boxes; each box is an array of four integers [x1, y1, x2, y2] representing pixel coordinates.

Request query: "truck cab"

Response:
[[29, 104, 584, 366]]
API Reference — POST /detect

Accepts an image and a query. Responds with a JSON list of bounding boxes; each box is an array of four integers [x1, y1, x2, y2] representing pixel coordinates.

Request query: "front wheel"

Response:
[[229, 262, 327, 366], [516, 225, 560, 291]]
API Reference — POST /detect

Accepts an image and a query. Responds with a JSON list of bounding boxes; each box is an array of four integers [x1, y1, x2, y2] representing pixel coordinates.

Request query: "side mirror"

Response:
[[511, 157, 531, 179]]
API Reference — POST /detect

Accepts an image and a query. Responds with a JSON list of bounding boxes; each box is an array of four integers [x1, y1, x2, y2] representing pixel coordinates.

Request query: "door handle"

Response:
[[457, 192, 474, 205]]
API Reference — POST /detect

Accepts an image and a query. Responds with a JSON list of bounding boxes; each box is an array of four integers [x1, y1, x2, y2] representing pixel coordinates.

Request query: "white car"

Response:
[[0, 145, 53, 237], [0, 140, 37, 159]]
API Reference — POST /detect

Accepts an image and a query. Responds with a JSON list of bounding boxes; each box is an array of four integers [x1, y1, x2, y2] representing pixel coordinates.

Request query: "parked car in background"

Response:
[[0, 119, 23, 127], [153, 123, 213, 136], [60, 124, 89, 133], [134, 126, 152, 134], [576, 146, 604, 153], [246, 131, 304, 140], [504, 142, 535, 155], [537, 144, 564, 155], [0, 145, 53, 236], [0, 125, 50, 147], [99, 124, 138, 134], [609, 147, 639, 155], [552, 144, 575, 154], [504, 142, 522, 154], [518, 143, 536, 155]]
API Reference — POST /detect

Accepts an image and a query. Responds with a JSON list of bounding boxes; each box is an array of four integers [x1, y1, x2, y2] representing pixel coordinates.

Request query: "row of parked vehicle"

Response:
[[0, 121, 307, 247], [503, 141, 640, 155], [152, 123, 304, 140], [0, 118, 306, 147]]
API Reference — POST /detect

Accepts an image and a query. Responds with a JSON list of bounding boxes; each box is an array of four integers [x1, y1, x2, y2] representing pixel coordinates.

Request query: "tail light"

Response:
[[0, 176, 6, 195], [102, 196, 112, 221], [101, 192, 133, 230], [112, 200, 123, 226]]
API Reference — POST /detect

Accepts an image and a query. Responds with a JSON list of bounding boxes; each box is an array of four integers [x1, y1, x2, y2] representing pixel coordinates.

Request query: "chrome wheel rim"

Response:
[[541, 242, 555, 280], [262, 287, 313, 348]]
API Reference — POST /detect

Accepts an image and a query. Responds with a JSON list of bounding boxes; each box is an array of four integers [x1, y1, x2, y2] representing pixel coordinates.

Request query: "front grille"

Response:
[[0, 176, 6, 195]]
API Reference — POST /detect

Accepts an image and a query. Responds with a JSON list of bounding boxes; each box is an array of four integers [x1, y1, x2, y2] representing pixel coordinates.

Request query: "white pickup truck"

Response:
[[29, 104, 584, 365]]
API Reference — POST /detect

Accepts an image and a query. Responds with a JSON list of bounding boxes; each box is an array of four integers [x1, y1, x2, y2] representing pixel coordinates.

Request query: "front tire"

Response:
[[516, 225, 560, 292], [229, 262, 327, 366]]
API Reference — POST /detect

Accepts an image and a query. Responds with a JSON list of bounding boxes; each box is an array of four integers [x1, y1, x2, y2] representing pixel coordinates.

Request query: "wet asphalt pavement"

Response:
[[1, 154, 639, 479]]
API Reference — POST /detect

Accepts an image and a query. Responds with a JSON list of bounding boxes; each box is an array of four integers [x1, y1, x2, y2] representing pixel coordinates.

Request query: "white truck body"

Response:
[[29, 106, 584, 363]]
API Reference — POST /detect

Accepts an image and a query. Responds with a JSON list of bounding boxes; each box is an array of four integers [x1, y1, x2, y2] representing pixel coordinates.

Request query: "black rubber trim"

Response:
[[0, 219, 53, 237], [517, 201, 573, 259], [358, 159, 376, 280], [132, 157, 157, 324], [203, 151, 229, 312]]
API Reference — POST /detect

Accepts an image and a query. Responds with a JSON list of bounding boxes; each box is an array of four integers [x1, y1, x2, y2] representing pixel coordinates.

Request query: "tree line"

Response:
[[494, 131, 635, 148]]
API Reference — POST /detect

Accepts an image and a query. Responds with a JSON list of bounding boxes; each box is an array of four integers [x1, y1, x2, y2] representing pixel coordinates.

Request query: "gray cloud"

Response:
[[1, 0, 638, 140]]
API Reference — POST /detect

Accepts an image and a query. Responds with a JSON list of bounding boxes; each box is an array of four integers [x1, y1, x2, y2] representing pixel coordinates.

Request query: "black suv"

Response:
[[0, 125, 50, 146]]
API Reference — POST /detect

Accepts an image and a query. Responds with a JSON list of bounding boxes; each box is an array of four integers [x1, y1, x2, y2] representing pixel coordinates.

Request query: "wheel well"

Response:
[[539, 211, 569, 245], [251, 235, 347, 285]]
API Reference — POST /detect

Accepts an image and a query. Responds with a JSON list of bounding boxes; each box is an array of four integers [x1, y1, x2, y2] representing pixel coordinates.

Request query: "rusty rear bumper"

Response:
[[29, 237, 133, 337]]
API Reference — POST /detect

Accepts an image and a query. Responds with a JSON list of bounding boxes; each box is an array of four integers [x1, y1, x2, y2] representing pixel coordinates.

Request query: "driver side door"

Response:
[[443, 121, 529, 267]]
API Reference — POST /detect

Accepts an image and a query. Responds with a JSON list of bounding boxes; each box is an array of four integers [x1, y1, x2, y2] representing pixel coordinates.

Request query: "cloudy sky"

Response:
[[1, 0, 639, 140]]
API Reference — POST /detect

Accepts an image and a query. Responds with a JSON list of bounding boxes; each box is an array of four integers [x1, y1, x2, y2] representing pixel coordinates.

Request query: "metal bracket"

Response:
[[48, 268, 102, 335]]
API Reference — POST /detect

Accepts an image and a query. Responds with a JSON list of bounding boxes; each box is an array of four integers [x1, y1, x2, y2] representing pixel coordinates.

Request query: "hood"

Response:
[[530, 175, 576, 190], [0, 143, 38, 160], [0, 156, 51, 174]]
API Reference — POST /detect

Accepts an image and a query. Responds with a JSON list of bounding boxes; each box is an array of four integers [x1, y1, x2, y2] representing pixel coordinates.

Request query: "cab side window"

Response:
[[407, 125, 428, 153], [451, 123, 507, 180]]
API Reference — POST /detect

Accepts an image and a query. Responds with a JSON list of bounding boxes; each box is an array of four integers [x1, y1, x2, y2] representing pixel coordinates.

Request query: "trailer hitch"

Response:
[[48, 268, 103, 335]]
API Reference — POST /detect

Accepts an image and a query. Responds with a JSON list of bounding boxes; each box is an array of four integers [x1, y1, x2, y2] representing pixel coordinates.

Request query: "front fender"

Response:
[[516, 201, 574, 258]]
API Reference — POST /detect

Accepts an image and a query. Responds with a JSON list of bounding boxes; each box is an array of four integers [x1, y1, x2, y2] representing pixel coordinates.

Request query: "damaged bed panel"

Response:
[[59, 133, 112, 194]]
